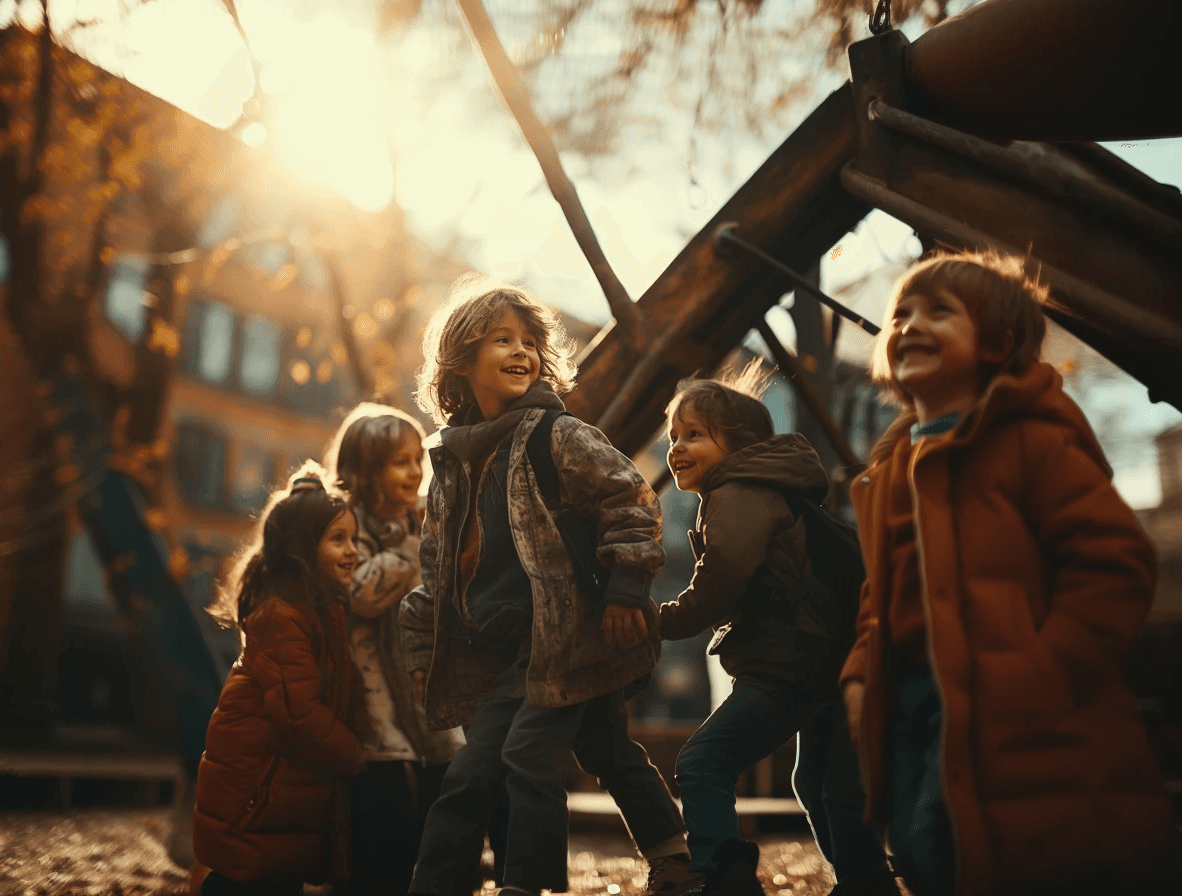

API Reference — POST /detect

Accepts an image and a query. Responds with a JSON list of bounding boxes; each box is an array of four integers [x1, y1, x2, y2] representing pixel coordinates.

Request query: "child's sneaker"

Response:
[[644, 853, 706, 896]]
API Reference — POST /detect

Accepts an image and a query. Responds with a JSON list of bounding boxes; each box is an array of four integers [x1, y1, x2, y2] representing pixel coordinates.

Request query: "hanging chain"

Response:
[[870, 0, 893, 35]]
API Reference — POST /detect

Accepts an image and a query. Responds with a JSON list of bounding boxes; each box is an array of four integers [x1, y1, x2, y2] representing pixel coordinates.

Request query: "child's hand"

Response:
[[843, 680, 865, 744], [602, 604, 648, 650], [411, 670, 426, 705]]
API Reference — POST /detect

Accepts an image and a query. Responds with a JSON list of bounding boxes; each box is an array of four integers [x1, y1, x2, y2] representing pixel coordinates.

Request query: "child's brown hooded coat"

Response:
[[840, 361, 1182, 894]]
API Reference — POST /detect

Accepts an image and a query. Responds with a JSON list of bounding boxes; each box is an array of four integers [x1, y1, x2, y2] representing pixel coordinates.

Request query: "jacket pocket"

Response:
[[237, 754, 280, 831], [973, 581, 1076, 727]]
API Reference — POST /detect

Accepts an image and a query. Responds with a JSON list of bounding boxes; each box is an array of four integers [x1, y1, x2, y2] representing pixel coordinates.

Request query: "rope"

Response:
[[870, 0, 893, 35]]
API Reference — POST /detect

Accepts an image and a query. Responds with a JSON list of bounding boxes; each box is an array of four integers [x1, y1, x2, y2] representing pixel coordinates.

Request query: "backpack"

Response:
[[782, 492, 864, 663], [525, 409, 610, 601]]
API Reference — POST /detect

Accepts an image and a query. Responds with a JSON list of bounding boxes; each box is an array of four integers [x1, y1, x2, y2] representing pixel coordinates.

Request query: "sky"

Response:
[[4, 0, 1180, 507]]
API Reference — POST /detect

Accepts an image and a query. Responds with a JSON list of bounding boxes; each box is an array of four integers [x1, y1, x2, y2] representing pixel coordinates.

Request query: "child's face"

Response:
[[667, 405, 731, 494], [318, 510, 359, 588], [887, 287, 981, 403], [376, 430, 423, 518], [461, 309, 541, 420]]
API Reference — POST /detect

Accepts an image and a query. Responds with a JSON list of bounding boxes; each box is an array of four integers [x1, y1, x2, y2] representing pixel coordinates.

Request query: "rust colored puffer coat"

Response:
[[840, 362, 1182, 895], [194, 595, 364, 885]]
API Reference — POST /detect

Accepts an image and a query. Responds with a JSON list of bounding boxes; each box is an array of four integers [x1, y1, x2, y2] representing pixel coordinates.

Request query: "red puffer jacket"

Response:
[[194, 595, 365, 885]]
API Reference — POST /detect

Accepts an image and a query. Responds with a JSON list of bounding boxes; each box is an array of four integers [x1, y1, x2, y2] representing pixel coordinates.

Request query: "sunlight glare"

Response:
[[239, 122, 267, 148], [256, 14, 395, 213]]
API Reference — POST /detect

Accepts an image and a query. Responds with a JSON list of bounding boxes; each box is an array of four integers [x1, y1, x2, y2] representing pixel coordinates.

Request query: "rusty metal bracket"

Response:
[[713, 224, 880, 336]]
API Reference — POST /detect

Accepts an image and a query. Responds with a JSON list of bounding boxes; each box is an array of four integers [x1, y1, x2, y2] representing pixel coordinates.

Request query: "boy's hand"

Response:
[[602, 604, 648, 650], [843, 680, 865, 744], [411, 670, 426, 705]]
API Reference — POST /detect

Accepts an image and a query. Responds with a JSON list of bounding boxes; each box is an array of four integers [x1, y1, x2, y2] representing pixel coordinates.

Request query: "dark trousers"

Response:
[[409, 693, 585, 895], [201, 872, 301, 896], [342, 759, 449, 896], [676, 677, 827, 870], [886, 660, 955, 896], [793, 702, 891, 884], [677, 676, 887, 878], [573, 688, 687, 854], [484, 688, 687, 883]]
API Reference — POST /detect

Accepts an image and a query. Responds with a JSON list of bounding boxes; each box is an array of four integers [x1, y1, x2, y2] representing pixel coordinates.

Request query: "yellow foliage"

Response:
[[148, 318, 181, 357], [271, 264, 298, 292], [169, 545, 190, 581]]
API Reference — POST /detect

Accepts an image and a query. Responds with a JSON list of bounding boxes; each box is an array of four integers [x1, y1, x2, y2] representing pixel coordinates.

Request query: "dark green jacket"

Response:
[[659, 433, 832, 682]]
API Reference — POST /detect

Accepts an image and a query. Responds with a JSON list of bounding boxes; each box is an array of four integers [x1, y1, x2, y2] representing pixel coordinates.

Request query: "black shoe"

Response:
[[828, 868, 901, 896], [704, 839, 765, 896]]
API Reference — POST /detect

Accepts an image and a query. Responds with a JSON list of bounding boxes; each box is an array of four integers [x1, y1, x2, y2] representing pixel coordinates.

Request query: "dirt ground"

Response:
[[0, 810, 854, 896]]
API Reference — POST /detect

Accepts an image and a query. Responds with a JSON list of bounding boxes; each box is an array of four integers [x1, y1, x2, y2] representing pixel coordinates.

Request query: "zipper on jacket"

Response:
[[909, 442, 966, 894]]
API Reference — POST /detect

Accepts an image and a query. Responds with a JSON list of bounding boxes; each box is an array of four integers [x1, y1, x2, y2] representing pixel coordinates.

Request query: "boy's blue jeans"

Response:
[[886, 659, 956, 896], [676, 676, 889, 882]]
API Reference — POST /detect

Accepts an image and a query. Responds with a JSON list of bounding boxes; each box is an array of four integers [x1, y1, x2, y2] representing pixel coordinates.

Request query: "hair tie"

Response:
[[292, 475, 325, 493]]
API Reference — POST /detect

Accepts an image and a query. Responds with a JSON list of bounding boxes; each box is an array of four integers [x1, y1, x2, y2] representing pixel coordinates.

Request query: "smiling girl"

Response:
[[842, 249, 1181, 895], [194, 464, 365, 896], [327, 404, 465, 896], [660, 371, 896, 896]]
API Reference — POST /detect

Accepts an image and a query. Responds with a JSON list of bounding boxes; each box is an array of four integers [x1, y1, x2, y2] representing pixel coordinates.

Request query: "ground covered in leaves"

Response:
[[0, 810, 853, 896]]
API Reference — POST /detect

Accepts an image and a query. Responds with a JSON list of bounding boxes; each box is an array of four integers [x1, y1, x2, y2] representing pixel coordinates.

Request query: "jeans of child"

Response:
[[676, 676, 828, 870], [409, 693, 585, 895], [887, 660, 956, 896], [574, 688, 688, 854], [342, 760, 449, 896], [484, 687, 686, 884], [200, 872, 301, 896], [793, 702, 892, 885]]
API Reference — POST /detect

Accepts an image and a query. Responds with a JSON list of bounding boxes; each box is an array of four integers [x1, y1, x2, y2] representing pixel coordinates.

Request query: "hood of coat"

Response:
[[867, 361, 1112, 478], [700, 433, 830, 500], [441, 380, 567, 465]]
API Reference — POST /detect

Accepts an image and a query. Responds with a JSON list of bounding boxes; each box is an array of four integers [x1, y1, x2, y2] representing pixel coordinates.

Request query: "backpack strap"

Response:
[[526, 409, 572, 504]]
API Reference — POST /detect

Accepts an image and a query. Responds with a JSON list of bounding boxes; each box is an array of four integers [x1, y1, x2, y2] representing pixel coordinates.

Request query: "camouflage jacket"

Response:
[[400, 383, 665, 729]]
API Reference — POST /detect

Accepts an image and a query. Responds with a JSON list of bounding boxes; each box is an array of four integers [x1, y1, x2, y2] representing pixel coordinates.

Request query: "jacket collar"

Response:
[[439, 380, 566, 465], [863, 361, 1112, 479]]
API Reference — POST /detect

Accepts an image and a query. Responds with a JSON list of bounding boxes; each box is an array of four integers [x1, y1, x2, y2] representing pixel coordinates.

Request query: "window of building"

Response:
[[198, 302, 236, 384], [199, 197, 238, 249], [174, 420, 227, 509], [232, 445, 274, 514], [240, 314, 281, 395], [104, 256, 149, 341], [182, 297, 237, 386], [64, 530, 112, 609]]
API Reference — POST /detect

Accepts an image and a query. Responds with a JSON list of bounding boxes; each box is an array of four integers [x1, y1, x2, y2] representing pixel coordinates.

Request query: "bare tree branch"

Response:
[[454, 0, 646, 348]]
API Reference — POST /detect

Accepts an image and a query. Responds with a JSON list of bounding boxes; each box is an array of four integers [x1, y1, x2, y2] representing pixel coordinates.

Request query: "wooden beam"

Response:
[[566, 83, 871, 455], [755, 320, 862, 472]]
